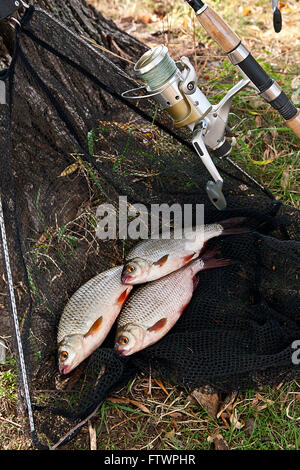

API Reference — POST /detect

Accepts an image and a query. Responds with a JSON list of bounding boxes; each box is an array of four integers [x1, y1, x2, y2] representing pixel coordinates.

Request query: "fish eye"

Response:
[[60, 351, 69, 361], [126, 265, 135, 273], [119, 336, 129, 346]]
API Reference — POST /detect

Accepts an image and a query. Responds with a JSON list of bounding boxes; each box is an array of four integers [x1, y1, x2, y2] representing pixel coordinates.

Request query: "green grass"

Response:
[[85, 379, 299, 451]]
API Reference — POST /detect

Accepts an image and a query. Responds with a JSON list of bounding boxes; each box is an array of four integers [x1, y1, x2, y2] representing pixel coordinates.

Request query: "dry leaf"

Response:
[[255, 115, 262, 128], [240, 7, 252, 16], [34, 231, 48, 247], [170, 419, 178, 429], [230, 409, 244, 430], [168, 412, 183, 419], [291, 76, 300, 90], [255, 393, 274, 405], [137, 14, 157, 24], [58, 162, 79, 177], [263, 133, 271, 145], [129, 399, 151, 414], [190, 389, 220, 419], [106, 396, 130, 404], [182, 16, 191, 31], [281, 165, 292, 191], [164, 428, 175, 440], [208, 432, 229, 450], [217, 391, 238, 418], [154, 378, 169, 396], [256, 403, 268, 411]]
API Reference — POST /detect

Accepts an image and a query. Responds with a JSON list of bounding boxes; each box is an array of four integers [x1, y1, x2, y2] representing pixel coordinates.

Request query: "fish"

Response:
[[57, 265, 133, 374], [115, 252, 231, 356], [121, 217, 246, 284]]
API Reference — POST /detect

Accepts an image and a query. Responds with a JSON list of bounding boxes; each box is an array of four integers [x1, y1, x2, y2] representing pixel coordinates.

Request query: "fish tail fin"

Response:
[[219, 216, 247, 229], [191, 255, 231, 275], [219, 216, 249, 237], [202, 257, 232, 270], [200, 248, 220, 260]]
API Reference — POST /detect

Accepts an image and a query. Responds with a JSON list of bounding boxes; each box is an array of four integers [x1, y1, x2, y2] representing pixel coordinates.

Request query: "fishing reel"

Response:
[[123, 45, 250, 210]]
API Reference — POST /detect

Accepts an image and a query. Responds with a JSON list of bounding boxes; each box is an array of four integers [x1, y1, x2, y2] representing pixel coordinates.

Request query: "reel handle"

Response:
[[273, 6, 282, 33]]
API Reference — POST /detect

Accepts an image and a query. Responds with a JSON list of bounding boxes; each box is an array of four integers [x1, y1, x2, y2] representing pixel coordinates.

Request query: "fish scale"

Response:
[[57, 265, 124, 344]]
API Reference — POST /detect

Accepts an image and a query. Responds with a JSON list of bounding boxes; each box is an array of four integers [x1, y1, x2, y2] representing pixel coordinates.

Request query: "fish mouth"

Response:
[[59, 363, 72, 375], [121, 274, 135, 285], [114, 346, 128, 357]]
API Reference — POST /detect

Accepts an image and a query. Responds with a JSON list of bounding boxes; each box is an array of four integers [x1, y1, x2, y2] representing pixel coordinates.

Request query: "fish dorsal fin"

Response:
[[153, 254, 169, 266], [84, 316, 103, 338], [147, 318, 167, 332]]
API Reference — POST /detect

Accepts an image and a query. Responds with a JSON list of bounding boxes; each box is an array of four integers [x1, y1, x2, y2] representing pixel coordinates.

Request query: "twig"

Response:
[[0, 416, 22, 428], [51, 404, 100, 450], [81, 35, 135, 64], [286, 399, 300, 421], [139, 432, 162, 450], [88, 419, 97, 450], [109, 414, 141, 431]]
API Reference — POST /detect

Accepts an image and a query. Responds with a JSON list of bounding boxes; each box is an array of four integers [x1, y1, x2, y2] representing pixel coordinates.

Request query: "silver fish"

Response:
[[121, 217, 245, 284], [115, 253, 230, 356], [57, 265, 132, 374]]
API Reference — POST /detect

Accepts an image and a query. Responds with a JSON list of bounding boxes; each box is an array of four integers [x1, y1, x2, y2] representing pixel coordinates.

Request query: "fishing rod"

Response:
[[185, 0, 299, 131], [123, 1, 300, 210]]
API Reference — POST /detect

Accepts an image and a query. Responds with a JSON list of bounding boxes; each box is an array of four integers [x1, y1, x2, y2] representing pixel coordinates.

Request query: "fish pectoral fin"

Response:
[[183, 252, 196, 264], [153, 254, 169, 267], [117, 288, 131, 305], [147, 318, 167, 332], [84, 316, 103, 338]]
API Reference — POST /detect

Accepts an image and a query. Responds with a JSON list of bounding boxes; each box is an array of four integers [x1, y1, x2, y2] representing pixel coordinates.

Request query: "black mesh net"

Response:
[[0, 5, 299, 449]]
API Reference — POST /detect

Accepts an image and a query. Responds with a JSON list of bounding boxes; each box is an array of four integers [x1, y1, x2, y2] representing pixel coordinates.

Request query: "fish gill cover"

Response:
[[0, 5, 299, 449]]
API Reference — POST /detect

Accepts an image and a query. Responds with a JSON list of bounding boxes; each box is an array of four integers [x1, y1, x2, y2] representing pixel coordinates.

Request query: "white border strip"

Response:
[[0, 195, 35, 434]]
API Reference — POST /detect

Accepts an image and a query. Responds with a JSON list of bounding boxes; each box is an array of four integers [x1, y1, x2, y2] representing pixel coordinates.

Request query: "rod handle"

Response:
[[285, 109, 300, 138], [196, 5, 240, 53]]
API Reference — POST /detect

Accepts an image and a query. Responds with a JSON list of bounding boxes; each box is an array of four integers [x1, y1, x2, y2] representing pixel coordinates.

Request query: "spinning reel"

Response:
[[123, 0, 300, 210], [123, 45, 249, 209]]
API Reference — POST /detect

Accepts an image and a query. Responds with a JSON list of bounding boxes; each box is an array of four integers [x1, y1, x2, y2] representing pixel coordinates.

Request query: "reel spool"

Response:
[[134, 45, 212, 131]]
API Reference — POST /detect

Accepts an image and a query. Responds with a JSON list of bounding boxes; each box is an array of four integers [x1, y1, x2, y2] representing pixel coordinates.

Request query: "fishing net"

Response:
[[0, 5, 299, 449]]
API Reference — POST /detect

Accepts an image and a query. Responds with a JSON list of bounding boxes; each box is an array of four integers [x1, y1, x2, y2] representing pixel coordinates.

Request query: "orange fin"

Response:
[[85, 316, 102, 338], [153, 254, 169, 266], [148, 318, 167, 332], [184, 253, 195, 264], [117, 288, 131, 305]]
